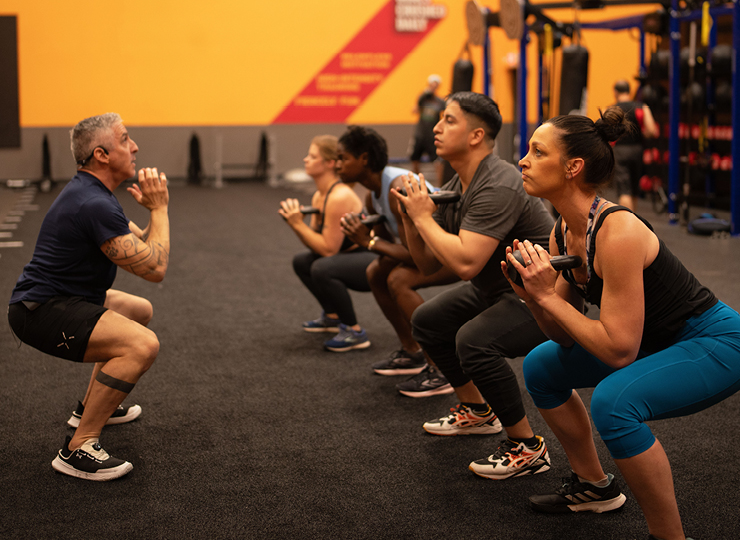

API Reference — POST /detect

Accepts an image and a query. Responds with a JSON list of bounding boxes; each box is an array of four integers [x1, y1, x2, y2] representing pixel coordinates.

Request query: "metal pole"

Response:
[[483, 19, 491, 97], [538, 47, 544, 125], [668, 0, 681, 223], [639, 25, 646, 78], [519, 25, 529, 162], [215, 133, 224, 189], [732, 0, 740, 235]]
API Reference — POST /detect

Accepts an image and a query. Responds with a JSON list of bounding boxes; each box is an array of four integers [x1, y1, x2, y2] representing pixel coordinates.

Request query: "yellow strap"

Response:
[[701, 2, 712, 47]]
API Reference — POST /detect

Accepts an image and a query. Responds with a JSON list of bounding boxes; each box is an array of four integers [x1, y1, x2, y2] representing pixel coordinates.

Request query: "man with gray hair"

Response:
[[8, 113, 171, 481]]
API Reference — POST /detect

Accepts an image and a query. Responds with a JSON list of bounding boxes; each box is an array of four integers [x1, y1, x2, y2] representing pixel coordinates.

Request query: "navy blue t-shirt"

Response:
[[9, 171, 131, 306]]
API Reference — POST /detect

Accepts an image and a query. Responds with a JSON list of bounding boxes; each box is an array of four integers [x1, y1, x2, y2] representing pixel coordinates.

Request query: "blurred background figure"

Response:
[[612, 79, 659, 210], [410, 74, 445, 185]]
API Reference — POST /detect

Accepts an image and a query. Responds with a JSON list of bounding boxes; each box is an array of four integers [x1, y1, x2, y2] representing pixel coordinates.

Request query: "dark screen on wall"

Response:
[[0, 16, 20, 148]]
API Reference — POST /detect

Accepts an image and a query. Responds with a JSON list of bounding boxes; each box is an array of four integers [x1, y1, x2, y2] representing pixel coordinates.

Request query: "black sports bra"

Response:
[[317, 181, 355, 253]]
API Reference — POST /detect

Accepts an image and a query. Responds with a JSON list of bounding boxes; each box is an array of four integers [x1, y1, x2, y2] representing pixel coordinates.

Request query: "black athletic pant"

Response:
[[292, 250, 378, 327], [412, 282, 547, 427]]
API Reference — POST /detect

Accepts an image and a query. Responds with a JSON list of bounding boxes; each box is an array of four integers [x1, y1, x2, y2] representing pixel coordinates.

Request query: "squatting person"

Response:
[[8, 113, 171, 481]]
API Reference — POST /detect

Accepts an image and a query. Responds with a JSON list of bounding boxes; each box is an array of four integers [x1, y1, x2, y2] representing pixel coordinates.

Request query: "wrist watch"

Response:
[[367, 236, 380, 251]]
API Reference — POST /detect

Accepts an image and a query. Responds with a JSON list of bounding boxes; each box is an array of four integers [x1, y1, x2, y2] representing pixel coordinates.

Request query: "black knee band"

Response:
[[96, 371, 135, 393]]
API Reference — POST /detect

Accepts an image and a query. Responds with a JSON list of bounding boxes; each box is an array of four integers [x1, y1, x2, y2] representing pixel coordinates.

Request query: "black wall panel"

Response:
[[0, 16, 20, 148]]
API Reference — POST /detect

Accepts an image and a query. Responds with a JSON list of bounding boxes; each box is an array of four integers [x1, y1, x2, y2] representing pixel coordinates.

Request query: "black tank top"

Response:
[[555, 206, 717, 352], [317, 181, 355, 252]]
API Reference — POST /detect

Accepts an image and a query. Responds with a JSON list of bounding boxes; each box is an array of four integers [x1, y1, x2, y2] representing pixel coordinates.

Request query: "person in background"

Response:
[[279, 135, 367, 350], [338, 127, 458, 394], [331, 125, 443, 359], [612, 79, 659, 210], [410, 74, 446, 186]]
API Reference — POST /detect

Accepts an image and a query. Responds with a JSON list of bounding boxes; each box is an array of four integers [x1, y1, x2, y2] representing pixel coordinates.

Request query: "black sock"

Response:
[[462, 402, 491, 416], [509, 435, 540, 448]]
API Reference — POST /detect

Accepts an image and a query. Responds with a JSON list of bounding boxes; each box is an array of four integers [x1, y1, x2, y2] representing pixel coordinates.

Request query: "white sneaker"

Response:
[[423, 403, 503, 436]]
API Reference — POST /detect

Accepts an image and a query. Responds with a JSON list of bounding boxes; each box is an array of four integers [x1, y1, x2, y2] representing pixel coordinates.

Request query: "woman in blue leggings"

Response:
[[506, 106, 740, 540]]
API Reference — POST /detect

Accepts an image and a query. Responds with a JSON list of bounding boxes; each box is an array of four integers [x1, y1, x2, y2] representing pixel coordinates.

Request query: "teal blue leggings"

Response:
[[524, 301, 740, 459]]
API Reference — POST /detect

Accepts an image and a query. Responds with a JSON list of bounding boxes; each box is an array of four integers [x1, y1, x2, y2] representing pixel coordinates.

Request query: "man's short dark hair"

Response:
[[614, 80, 630, 94], [338, 126, 389, 173], [446, 92, 503, 142]]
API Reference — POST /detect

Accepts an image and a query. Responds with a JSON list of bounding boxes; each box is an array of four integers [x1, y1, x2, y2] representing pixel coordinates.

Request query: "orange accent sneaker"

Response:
[[469, 436, 551, 479]]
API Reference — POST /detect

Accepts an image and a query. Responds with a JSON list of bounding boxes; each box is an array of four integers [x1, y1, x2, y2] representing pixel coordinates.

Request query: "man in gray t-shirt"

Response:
[[394, 92, 555, 481]]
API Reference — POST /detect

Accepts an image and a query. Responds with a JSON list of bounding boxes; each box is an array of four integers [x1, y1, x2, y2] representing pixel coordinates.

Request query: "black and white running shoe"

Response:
[[395, 365, 454, 398], [372, 349, 427, 376], [67, 401, 142, 428], [529, 472, 627, 513], [52, 436, 133, 481]]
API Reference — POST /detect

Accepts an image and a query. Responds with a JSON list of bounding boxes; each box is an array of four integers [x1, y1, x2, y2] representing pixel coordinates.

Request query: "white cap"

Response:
[[427, 74, 441, 85]]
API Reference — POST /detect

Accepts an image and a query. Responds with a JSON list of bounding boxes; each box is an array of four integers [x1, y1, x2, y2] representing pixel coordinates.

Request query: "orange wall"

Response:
[[3, 0, 660, 127]]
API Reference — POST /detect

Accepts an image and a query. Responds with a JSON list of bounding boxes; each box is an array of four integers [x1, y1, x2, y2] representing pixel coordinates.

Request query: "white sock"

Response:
[[578, 473, 611, 488]]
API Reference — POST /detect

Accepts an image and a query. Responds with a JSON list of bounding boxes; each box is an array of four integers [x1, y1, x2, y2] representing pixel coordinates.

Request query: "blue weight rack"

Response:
[[478, 0, 739, 234]]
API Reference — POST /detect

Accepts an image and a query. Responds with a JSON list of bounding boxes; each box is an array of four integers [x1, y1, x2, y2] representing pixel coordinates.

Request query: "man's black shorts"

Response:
[[410, 133, 438, 162], [8, 297, 106, 362]]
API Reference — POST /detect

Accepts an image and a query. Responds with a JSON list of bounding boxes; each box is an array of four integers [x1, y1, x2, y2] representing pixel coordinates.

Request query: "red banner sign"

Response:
[[272, 0, 445, 124]]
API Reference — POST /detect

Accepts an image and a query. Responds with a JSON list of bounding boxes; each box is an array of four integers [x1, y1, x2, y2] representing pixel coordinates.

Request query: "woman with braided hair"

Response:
[[507, 106, 740, 540]]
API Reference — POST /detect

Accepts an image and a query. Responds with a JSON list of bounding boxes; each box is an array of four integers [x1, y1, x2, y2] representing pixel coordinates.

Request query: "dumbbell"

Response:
[[279, 205, 318, 221], [397, 189, 460, 213], [506, 250, 582, 287], [298, 207, 388, 228], [359, 213, 387, 227]]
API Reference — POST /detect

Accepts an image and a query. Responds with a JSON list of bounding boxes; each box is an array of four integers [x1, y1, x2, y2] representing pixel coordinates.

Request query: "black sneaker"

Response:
[[529, 472, 627, 514], [67, 400, 142, 428], [51, 436, 133, 481], [395, 365, 454, 398], [372, 349, 427, 376]]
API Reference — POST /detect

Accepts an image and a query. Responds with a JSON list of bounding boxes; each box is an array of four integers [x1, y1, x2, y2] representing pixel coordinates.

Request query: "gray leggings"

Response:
[[412, 282, 547, 427], [292, 250, 378, 326]]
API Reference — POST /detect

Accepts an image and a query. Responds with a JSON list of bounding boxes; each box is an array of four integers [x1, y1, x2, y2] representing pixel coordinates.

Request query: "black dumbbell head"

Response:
[[429, 190, 460, 205], [506, 250, 582, 287], [359, 213, 387, 227]]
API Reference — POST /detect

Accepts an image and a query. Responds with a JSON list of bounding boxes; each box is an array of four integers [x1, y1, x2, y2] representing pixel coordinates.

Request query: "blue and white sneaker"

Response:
[[323, 324, 371, 352], [302, 312, 341, 333]]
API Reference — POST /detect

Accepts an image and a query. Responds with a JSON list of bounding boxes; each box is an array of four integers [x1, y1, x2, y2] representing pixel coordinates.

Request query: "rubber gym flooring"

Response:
[[1, 178, 739, 540]]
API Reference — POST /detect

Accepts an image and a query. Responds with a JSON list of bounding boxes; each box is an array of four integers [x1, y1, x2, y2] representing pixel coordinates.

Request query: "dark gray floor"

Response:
[[1, 180, 739, 540]]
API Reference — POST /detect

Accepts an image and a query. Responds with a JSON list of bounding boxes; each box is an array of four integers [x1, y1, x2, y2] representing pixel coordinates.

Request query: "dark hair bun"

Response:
[[595, 106, 629, 143]]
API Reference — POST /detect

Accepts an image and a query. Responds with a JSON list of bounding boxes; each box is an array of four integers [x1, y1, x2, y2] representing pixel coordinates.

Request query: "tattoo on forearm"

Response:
[[105, 245, 119, 258], [102, 234, 169, 277]]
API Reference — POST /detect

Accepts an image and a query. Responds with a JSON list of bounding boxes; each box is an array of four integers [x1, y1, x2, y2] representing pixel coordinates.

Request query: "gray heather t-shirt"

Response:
[[434, 152, 554, 299]]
